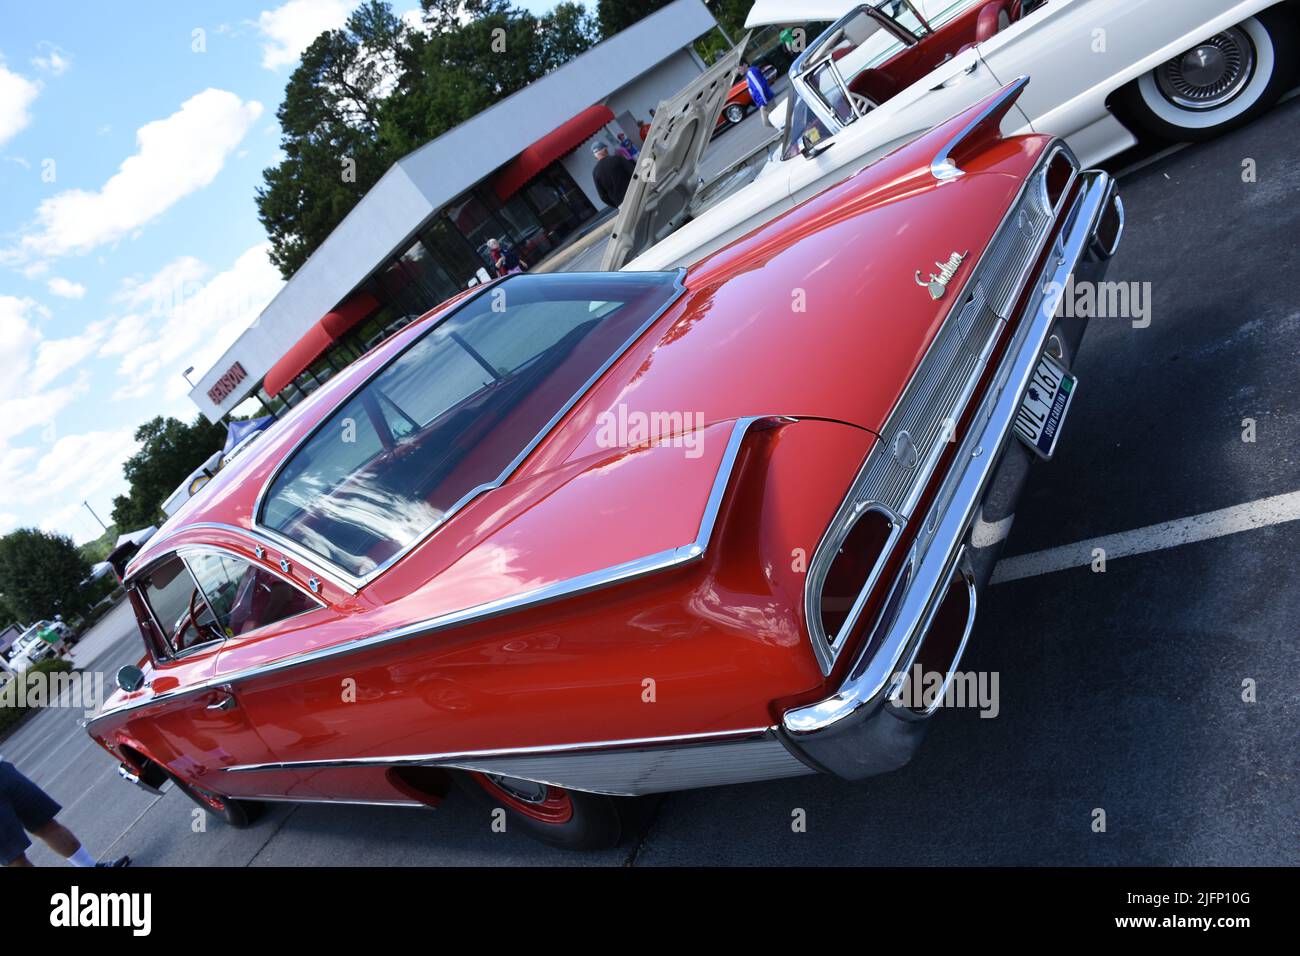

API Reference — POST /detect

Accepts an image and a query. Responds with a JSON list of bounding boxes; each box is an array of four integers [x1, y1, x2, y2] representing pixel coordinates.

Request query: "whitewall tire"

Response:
[[1124, 11, 1296, 141]]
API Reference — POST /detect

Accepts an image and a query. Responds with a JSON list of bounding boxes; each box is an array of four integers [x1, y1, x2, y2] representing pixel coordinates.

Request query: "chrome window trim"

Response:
[[88, 415, 771, 727], [789, 4, 920, 136], [175, 543, 327, 641], [803, 140, 1077, 674], [250, 269, 688, 591], [170, 523, 359, 595], [135, 552, 226, 663]]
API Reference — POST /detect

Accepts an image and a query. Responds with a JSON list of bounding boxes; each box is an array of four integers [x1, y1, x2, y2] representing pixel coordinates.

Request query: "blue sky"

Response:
[[0, 0, 557, 544]]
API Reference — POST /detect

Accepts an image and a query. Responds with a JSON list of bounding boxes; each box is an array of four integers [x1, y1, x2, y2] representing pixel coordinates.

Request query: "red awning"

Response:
[[320, 291, 379, 338], [263, 321, 335, 398], [492, 104, 615, 201], [263, 292, 381, 398]]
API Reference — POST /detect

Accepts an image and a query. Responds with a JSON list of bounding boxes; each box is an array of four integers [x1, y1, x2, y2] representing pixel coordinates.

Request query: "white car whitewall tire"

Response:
[[1128, 12, 1296, 139]]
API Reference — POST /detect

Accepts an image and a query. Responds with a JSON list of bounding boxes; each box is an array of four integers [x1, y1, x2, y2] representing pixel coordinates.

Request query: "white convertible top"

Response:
[[745, 0, 857, 28], [745, 0, 971, 29]]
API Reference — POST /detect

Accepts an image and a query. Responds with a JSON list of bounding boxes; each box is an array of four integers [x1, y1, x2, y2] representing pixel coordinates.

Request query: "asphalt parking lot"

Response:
[[7, 96, 1297, 867]]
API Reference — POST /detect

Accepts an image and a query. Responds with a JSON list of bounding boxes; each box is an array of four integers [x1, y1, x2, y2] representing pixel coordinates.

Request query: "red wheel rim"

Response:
[[470, 772, 573, 824]]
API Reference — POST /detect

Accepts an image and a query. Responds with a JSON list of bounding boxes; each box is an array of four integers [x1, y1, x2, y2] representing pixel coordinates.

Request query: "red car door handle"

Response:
[[206, 691, 238, 712]]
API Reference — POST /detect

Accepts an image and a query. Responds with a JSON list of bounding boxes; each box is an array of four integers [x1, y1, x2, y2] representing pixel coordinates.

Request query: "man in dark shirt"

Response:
[[591, 141, 636, 208]]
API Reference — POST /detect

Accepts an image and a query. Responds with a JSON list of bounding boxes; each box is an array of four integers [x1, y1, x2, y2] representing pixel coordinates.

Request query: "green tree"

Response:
[[0, 592, 19, 630], [594, 0, 675, 37], [0, 529, 93, 623], [111, 415, 227, 529], [258, 0, 599, 273], [382, 1, 599, 156], [256, 1, 412, 278], [77, 525, 120, 566]]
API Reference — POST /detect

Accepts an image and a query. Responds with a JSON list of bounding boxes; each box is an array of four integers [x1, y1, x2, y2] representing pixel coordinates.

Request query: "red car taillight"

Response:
[[817, 507, 896, 639]]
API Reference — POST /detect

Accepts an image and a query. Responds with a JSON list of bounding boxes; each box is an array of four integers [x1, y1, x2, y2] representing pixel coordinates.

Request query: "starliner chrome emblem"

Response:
[[915, 251, 968, 301]]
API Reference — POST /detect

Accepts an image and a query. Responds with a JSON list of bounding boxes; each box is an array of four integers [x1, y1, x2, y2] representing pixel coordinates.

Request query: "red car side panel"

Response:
[[212, 420, 871, 773]]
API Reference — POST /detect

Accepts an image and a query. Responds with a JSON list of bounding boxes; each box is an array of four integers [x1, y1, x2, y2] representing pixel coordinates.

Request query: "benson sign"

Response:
[[207, 362, 248, 405]]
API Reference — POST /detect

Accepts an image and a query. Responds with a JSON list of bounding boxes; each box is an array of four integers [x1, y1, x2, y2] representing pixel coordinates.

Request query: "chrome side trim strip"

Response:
[[446, 735, 812, 797], [221, 727, 771, 774], [253, 796, 428, 809], [786, 170, 1114, 741], [89, 417, 767, 726], [221, 727, 803, 798], [248, 269, 689, 591], [930, 75, 1030, 182]]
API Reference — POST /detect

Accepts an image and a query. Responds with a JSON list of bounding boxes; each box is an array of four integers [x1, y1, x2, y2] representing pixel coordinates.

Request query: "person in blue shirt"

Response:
[[741, 59, 775, 125]]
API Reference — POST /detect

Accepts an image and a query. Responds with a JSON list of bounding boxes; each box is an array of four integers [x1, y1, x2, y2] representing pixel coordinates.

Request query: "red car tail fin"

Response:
[[930, 75, 1030, 182]]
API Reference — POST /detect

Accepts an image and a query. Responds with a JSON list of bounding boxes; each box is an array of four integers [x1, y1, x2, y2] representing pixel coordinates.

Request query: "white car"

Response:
[[4, 623, 64, 674], [606, 0, 1296, 270]]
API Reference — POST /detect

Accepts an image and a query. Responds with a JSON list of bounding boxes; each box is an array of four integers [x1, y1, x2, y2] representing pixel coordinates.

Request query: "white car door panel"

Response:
[[977, 0, 1280, 147]]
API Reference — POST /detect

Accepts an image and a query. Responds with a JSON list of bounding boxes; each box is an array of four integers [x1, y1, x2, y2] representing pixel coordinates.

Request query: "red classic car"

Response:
[[89, 80, 1122, 850]]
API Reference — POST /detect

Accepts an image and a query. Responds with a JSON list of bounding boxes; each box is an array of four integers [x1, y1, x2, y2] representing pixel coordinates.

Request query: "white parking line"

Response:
[[991, 489, 1300, 584]]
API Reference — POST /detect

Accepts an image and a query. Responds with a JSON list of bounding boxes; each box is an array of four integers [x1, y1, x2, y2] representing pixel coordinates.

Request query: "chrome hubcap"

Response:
[[1156, 28, 1255, 110], [485, 773, 548, 804]]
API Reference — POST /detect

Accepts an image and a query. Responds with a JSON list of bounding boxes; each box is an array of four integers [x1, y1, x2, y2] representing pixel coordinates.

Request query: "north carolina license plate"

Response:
[[1013, 353, 1076, 459]]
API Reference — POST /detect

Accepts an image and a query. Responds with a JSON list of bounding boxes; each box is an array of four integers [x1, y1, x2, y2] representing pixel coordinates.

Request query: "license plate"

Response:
[[1013, 353, 1076, 459]]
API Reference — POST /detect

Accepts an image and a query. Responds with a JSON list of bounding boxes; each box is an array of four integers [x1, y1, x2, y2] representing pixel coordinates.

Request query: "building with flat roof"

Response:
[[191, 0, 717, 423]]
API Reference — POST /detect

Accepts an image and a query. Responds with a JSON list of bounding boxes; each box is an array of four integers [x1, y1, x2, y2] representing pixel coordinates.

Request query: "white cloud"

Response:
[[103, 244, 282, 401], [46, 276, 86, 299], [20, 89, 263, 258], [31, 321, 109, 390], [97, 313, 151, 358], [0, 429, 138, 539], [0, 296, 99, 434], [0, 296, 43, 398], [31, 43, 72, 76], [0, 60, 40, 147], [114, 255, 209, 310], [257, 0, 352, 69], [0, 295, 134, 542]]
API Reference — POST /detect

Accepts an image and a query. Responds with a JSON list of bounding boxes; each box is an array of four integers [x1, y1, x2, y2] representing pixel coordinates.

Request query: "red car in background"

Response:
[[88, 82, 1122, 850], [714, 62, 781, 130]]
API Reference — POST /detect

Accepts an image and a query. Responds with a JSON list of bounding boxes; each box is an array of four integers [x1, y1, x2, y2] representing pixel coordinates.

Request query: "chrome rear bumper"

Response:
[[780, 170, 1121, 779]]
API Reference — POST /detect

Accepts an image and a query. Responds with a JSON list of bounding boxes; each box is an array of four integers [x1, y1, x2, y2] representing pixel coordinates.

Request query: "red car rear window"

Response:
[[257, 272, 681, 579]]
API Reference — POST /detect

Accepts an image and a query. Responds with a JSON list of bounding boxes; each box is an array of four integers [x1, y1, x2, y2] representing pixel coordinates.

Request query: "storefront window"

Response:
[[550, 165, 597, 221], [377, 239, 459, 317], [421, 218, 490, 288], [444, 194, 516, 273], [482, 188, 553, 266]]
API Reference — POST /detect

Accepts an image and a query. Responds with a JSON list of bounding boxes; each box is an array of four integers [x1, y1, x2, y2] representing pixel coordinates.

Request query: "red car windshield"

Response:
[[258, 272, 682, 579]]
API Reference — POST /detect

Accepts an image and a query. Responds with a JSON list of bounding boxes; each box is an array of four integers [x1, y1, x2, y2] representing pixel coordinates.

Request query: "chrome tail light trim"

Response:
[[804, 142, 1079, 674], [787, 169, 1116, 740]]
